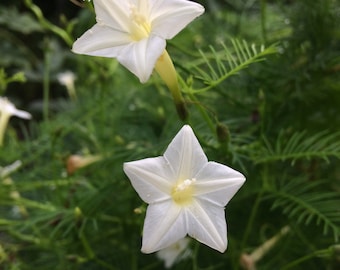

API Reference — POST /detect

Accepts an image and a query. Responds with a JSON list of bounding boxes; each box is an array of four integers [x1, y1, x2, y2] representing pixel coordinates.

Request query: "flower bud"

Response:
[[66, 154, 102, 175], [216, 123, 230, 144]]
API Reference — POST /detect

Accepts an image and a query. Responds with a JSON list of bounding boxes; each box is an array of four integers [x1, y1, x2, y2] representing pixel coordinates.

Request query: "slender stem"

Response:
[[43, 39, 51, 122], [24, 0, 73, 46], [241, 164, 268, 252], [260, 0, 267, 43], [241, 190, 263, 250], [192, 241, 200, 270], [177, 76, 216, 135], [79, 231, 95, 259], [281, 248, 329, 270], [188, 92, 216, 135]]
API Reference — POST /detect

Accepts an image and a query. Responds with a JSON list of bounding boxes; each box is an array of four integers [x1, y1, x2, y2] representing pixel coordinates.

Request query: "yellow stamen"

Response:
[[171, 178, 196, 205], [129, 5, 151, 41]]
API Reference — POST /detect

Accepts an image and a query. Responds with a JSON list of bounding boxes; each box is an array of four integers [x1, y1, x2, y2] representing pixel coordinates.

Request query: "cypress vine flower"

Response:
[[0, 97, 32, 146], [72, 0, 204, 83], [72, 0, 204, 120], [124, 125, 245, 253]]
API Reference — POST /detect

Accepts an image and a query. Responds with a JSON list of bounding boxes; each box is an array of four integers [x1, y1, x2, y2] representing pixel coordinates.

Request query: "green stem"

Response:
[[281, 248, 330, 270], [187, 92, 215, 135], [192, 241, 200, 270], [177, 75, 216, 134], [79, 231, 95, 259], [241, 164, 269, 252], [240, 189, 263, 251], [261, 0, 267, 43], [43, 39, 51, 122], [24, 0, 73, 46], [8, 229, 41, 245], [78, 223, 117, 270], [16, 197, 56, 211]]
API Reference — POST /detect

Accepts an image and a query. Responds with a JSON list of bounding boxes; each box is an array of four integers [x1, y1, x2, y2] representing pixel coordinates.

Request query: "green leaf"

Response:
[[253, 130, 340, 164], [183, 39, 278, 93], [269, 180, 340, 242]]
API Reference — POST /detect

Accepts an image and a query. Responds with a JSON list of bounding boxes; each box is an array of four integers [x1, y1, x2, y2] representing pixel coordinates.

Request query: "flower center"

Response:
[[171, 178, 196, 205], [129, 5, 151, 41]]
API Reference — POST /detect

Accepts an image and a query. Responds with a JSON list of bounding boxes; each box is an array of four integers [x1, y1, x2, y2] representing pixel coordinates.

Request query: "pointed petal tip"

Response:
[[206, 236, 228, 253], [141, 247, 152, 254], [141, 244, 158, 254], [217, 243, 228, 253], [14, 110, 32, 120], [138, 74, 149, 84], [71, 37, 84, 53], [122, 161, 134, 174], [179, 124, 194, 135], [141, 240, 163, 254], [237, 172, 247, 187], [197, 4, 205, 15], [182, 124, 192, 131]]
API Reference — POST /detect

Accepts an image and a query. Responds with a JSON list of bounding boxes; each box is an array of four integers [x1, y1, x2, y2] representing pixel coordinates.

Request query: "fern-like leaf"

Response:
[[268, 180, 340, 242], [254, 130, 340, 164], [184, 39, 277, 93]]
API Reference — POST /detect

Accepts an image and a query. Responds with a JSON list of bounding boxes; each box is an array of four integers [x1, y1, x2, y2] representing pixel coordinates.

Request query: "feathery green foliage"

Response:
[[269, 180, 340, 242], [0, 0, 339, 269], [184, 40, 278, 93], [254, 130, 340, 164]]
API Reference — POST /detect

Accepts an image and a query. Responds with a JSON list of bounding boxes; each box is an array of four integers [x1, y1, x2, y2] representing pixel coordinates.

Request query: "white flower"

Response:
[[72, 0, 204, 83], [57, 71, 76, 89], [0, 97, 31, 120], [0, 97, 32, 146], [123, 125, 246, 254], [156, 237, 191, 268], [57, 71, 77, 100]]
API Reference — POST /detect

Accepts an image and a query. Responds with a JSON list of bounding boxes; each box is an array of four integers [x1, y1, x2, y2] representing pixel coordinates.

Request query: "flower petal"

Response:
[[149, 0, 205, 39], [116, 35, 166, 83], [12, 109, 32, 120], [72, 24, 131, 57], [194, 162, 246, 207], [93, 0, 130, 32], [142, 201, 186, 253], [0, 97, 31, 120], [156, 238, 191, 268], [187, 200, 227, 253], [124, 157, 173, 204], [164, 125, 208, 181]]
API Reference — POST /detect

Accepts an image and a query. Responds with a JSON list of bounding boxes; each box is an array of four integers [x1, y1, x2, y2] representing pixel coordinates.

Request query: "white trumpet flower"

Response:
[[0, 97, 31, 146], [124, 125, 245, 253], [72, 0, 204, 83]]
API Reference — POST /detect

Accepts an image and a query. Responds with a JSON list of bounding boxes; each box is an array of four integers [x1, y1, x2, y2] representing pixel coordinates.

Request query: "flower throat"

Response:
[[129, 5, 151, 41], [171, 178, 196, 205]]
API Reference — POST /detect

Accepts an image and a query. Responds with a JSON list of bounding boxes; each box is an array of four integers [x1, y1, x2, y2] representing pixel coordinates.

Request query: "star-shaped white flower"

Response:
[[72, 0, 204, 83], [123, 125, 246, 253], [0, 97, 32, 146]]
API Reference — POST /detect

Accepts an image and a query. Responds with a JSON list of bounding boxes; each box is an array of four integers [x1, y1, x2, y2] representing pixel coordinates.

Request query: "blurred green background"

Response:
[[0, 0, 339, 269]]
